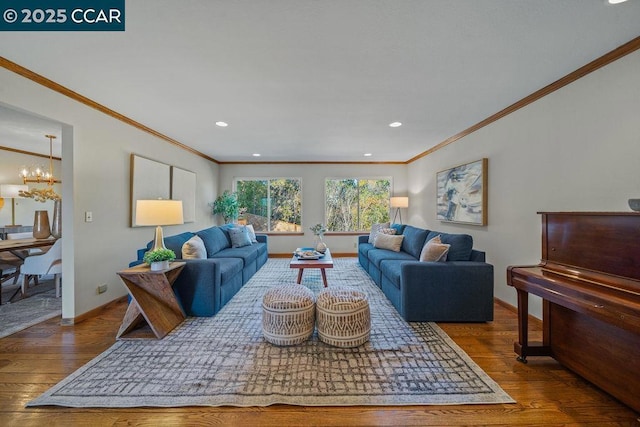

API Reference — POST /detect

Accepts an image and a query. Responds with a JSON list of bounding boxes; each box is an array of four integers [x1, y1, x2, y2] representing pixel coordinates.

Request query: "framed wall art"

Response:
[[171, 166, 196, 223], [130, 154, 171, 227], [436, 158, 487, 226]]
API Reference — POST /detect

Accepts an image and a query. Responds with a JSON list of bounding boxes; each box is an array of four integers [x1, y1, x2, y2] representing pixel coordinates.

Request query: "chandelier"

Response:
[[19, 134, 61, 185]]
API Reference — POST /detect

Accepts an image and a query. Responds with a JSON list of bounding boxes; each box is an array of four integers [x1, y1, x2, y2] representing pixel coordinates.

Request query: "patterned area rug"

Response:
[[0, 284, 61, 339], [28, 258, 514, 407]]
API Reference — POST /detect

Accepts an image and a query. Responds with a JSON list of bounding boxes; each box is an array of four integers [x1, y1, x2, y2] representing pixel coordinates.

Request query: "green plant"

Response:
[[210, 190, 239, 222], [310, 223, 326, 235], [143, 248, 176, 264]]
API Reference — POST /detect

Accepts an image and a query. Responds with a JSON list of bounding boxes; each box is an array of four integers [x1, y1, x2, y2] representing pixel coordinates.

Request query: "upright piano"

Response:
[[507, 212, 640, 413]]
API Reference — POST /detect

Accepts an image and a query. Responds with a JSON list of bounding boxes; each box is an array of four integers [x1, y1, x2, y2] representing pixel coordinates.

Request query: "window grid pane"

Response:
[[325, 178, 390, 232], [236, 178, 301, 232]]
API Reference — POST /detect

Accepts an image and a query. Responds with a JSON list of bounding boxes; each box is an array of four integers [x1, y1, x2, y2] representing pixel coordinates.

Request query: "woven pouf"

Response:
[[316, 287, 370, 348], [262, 285, 316, 346]]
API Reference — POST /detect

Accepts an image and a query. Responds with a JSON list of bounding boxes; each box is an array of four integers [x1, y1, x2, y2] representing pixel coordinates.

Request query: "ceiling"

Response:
[[1, 0, 640, 163]]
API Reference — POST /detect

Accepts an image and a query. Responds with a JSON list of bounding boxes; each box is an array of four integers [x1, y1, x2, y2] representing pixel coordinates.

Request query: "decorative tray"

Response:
[[294, 248, 325, 260]]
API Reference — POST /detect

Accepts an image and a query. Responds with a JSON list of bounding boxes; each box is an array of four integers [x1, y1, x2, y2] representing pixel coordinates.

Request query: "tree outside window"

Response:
[[325, 178, 391, 232], [236, 178, 302, 232]]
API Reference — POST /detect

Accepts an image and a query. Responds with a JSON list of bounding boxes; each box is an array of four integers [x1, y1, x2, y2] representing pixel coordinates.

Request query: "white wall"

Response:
[[219, 163, 408, 254], [4, 49, 637, 321], [0, 68, 220, 319], [407, 50, 640, 319], [0, 149, 61, 227]]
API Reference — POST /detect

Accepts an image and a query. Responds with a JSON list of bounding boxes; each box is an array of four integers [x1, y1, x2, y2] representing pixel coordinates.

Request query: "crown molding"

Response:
[[3, 35, 639, 167], [0, 56, 219, 165], [0, 145, 62, 161], [407, 36, 640, 164]]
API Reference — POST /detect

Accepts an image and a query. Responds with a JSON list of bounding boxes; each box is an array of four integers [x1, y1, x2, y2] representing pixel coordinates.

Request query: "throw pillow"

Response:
[[182, 235, 207, 259], [379, 227, 396, 235], [373, 233, 404, 252], [245, 224, 258, 243], [419, 235, 450, 262], [229, 226, 252, 248], [368, 222, 391, 244]]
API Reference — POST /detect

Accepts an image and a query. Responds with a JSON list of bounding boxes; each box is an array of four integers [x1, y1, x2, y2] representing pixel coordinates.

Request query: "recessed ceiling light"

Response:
[[364, 153, 373, 157], [252, 153, 261, 157], [608, 0, 628, 4], [389, 122, 402, 128], [215, 121, 228, 127]]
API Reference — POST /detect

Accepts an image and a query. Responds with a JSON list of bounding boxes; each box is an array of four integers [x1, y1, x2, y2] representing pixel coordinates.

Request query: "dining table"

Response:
[[0, 237, 57, 302], [0, 237, 57, 257]]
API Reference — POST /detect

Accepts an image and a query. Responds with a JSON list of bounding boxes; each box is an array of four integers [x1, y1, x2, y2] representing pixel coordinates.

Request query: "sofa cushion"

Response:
[[419, 235, 450, 262], [373, 233, 404, 252], [368, 247, 416, 268], [427, 231, 473, 261], [147, 231, 195, 258], [213, 246, 259, 266], [214, 257, 244, 283], [380, 260, 403, 289], [368, 222, 390, 244], [218, 223, 236, 246], [182, 235, 207, 259], [196, 226, 230, 256], [358, 242, 375, 258], [400, 225, 428, 259], [229, 226, 252, 248]]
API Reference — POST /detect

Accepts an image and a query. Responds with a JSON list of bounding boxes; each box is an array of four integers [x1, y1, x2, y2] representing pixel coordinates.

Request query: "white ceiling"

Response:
[[1, 0, 640, 162]]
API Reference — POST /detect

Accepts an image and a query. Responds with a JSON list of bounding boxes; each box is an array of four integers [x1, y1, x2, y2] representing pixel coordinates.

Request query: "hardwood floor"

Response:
[[0, 299, 638, 426]]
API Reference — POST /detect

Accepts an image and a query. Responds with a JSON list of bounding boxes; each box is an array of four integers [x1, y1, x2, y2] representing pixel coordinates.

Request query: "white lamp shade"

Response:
[[135, 200, 184, 226], [0, 184, 28, 199], [390, 197, 409, 208]]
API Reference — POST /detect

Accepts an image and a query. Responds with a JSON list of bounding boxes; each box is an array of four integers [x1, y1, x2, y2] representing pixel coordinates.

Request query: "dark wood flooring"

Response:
[[0, 298, 638, 426]]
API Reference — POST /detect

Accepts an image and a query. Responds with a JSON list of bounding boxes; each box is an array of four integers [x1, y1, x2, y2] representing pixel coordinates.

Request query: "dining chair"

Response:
[[0, 238, 24, 304], [21, 238, 62, 298]]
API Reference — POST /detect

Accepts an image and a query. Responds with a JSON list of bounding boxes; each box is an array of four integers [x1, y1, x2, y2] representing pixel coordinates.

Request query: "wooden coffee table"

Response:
[[290, 249, 333, 287], [116, 262, 186, 339]]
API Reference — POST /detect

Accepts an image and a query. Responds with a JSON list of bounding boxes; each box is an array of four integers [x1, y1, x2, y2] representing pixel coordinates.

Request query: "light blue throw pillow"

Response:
[[228, 226, 252, 248]]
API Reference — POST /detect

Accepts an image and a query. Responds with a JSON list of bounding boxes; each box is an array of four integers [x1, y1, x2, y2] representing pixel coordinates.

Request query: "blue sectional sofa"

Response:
[[133, 224, 268, 317], [358, 224, 493, 322]]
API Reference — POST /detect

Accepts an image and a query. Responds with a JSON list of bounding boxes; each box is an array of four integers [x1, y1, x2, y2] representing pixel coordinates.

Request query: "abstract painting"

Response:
[[436, 158, 487, 226]]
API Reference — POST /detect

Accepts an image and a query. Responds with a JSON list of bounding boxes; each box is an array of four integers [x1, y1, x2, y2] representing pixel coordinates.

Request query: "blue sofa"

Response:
[[358, 224, 493, 322], [133, 224, 268, 317]]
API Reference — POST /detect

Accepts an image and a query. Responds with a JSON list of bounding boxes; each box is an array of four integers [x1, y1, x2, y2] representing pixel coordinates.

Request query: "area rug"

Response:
[[28, 258, 513, 408], [0, 286, 61, 339]]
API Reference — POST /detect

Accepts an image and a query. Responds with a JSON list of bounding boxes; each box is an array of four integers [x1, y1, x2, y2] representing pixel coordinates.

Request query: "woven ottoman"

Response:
[[262, 284, 316, 346], [316, 287, 370, 348]]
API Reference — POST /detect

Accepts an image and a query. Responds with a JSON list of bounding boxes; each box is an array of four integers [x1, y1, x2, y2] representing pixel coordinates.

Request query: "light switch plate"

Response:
[[85, 211, 93, 222]]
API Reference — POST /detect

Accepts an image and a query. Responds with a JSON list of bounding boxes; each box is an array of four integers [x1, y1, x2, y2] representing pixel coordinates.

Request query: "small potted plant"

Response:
[[143, 248, 176, 271]]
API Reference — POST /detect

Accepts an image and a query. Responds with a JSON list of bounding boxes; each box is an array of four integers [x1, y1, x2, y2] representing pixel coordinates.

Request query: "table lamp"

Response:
[[390, 196, 409, 224], [0, 184, 29, 227], [135, 199, 184, 252]]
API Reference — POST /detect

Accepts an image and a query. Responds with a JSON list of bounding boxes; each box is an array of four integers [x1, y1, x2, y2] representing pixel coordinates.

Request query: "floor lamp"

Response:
[[390, 196, 409, 224], [0, 184, 29, 227]]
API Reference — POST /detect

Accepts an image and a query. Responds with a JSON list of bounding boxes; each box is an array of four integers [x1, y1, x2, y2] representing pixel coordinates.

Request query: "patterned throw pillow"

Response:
[[419, 235, 450, 262], [182, 235, 207, 259], [245, 224, 258, 243], [379, 228, 396, 236], [373, 233, 404, 252], [368, 222, 391, 244], [229, 226, 252, 248]]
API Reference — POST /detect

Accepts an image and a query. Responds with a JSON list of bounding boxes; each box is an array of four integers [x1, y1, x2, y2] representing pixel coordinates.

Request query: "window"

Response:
[[325, 178, 391, 232], [236, 178, 302, 232]]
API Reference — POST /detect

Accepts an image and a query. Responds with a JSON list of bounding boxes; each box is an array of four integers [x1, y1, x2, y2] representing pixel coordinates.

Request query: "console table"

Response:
[[116, 262, 186, 340]]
